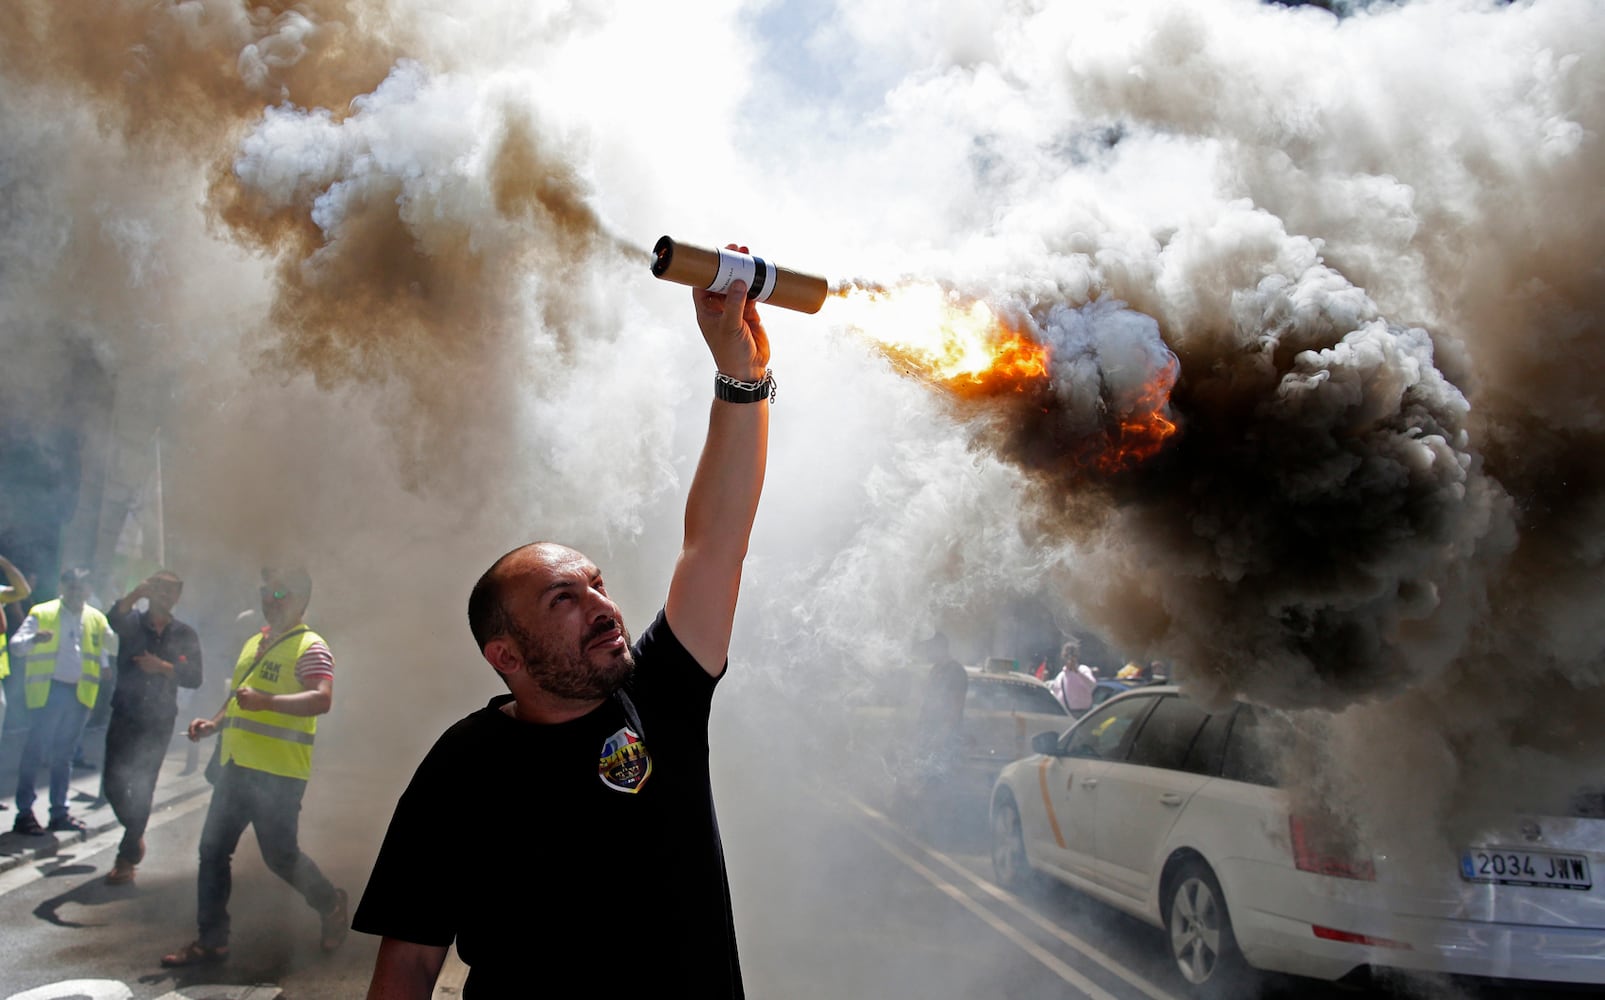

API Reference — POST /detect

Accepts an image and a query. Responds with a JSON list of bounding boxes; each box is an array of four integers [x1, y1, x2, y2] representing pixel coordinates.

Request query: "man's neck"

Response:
[[265, 617, 304, 641], [63, 598, 83, 614], [503, 689, 606, 725], [148, 609, 173, 632]]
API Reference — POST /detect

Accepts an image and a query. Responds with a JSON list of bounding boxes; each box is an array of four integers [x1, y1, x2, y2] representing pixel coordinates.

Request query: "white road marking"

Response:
[[844, 794, 1186, 1000], [0, 794, 211, 899], [153, 988, 283, 999], [851, 818, 1123, 1000], [6, 982, 130, 1000]]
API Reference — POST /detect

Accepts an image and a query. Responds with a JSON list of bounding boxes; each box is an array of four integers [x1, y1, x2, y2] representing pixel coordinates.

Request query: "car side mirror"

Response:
[[1031, 730, 1063, 756]]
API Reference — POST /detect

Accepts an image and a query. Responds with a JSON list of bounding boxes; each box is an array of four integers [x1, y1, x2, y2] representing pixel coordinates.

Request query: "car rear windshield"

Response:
[[968, 679, 1067, 716]]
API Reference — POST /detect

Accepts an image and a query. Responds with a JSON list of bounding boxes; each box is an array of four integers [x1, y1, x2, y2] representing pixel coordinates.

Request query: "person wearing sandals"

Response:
[[160, 566, 349, 967], [100, 570, 203, 885], [354, 263, 773, 997]]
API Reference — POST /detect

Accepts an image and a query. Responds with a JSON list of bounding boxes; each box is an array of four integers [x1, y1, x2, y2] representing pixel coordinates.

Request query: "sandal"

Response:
[[160, 941, 229, 967], [320, 888, 350, 952]]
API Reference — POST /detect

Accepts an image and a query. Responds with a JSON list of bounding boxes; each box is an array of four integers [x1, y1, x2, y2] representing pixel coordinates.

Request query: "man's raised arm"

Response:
[[0, 554, 30, 606], [666, 246, 773, 676]]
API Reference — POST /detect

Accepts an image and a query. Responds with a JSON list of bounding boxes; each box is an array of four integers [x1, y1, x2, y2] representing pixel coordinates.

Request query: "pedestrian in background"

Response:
[[102, 569, 203, 884], [0, 553, 34, 812], [160, 566, 348, 967], [1047, 637, 1098, 715], [9, 567, 110, 835], [354, 267, 773, 998], [914, 631, 968, 771]]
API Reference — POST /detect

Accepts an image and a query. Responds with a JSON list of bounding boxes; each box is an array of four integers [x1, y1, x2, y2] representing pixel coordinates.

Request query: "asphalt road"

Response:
[[0, 762, 386, 1000], [0, 751, 1592, 999]]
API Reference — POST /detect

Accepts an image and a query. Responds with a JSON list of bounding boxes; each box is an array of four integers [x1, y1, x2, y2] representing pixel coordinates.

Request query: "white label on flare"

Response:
[[709, 248, 776, 300]]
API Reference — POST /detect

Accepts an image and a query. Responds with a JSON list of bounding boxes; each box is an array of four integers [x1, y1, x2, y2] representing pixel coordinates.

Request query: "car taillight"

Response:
[[1290, 815, 1376, 881]]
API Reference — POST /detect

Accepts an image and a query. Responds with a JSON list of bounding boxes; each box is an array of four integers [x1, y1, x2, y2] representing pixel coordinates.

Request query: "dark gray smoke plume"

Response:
[[2, 0, 1601, 902], [793, 0, 1605, 849]]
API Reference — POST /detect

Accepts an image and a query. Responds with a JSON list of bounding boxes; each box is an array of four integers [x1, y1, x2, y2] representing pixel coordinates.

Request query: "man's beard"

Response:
[[511, 617, 635, 701]]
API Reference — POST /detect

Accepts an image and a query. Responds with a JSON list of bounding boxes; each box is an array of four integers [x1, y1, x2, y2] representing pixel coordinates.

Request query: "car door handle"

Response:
[[1159, 792, 1183, 806], [1079, 778, 1098, 789]]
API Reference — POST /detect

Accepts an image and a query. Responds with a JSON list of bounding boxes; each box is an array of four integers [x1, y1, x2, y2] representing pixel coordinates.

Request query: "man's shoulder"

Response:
[[407, 700, 512, 781], [432, 699, 511, 746], [629, 608, 706, 677]]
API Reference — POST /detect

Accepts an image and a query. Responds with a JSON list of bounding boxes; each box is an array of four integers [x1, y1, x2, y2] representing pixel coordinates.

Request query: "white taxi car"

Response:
[[989, 686, 1605, 997]]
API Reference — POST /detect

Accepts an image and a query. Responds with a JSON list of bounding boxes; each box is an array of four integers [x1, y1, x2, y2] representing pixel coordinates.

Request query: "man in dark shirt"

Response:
[[103, 569, 202, 884], [354, 258, 773, 997]]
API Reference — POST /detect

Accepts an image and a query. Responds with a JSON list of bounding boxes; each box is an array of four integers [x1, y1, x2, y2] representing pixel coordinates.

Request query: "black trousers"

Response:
[[196, 761, 337, 948], [102, 711, 171, 863]]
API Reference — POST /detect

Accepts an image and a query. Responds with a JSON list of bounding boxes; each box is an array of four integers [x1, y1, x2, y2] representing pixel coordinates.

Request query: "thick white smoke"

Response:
[[737, 0, 1605, 855], [2, 0, 1602, 992]]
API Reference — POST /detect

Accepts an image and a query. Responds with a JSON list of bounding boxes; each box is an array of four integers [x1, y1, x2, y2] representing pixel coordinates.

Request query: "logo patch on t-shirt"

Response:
[[598, 726, 652, 793]]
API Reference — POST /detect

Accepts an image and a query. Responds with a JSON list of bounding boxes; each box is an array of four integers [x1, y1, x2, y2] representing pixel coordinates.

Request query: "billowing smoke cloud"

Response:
[[762, 0, 1605, 851], [3, 0, 1603, 965], [216, 57, 644, 489], [958, 258, 1493, 714], [0, 0, 701, 755], [1, 1, 396, 144]]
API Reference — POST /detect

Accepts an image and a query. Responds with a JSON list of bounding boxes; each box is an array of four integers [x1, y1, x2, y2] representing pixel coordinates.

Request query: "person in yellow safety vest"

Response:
[[160, 566, 349, 969], [9, 567, 110, 836], [0, 552, 36, 815]]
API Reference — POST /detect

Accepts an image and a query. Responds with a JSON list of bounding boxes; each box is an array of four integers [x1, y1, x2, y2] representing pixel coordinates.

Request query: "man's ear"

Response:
[[482, 638, 523, 679]]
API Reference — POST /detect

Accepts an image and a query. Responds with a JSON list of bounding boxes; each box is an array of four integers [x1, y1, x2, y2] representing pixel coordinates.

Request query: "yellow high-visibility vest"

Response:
[[219, 626, 326, 780], [20, 600, 109, 710]]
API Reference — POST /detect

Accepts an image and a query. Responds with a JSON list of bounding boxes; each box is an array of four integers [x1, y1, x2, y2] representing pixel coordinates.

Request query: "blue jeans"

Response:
[[15, 681, 91, 821], [197, 762, 338, 948]]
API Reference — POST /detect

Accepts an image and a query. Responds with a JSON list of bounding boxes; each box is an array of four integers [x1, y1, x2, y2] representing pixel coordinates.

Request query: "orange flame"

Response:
[[830, 283, 1047, 392], [830, 281, 1180, 475], [1097, 353, 1180, 474]]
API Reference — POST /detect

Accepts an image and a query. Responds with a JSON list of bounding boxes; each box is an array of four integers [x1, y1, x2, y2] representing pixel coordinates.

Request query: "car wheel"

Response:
[[990, 792, 1037, 890], [1164, 859, 1254, 998]]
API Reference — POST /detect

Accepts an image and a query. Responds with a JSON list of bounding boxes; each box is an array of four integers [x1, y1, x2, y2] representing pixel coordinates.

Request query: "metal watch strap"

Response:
[[714, 369, 776, 405]]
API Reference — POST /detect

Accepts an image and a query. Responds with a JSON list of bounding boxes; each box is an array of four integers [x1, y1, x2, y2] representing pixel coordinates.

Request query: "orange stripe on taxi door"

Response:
[[1037, 758, 1066, 849]]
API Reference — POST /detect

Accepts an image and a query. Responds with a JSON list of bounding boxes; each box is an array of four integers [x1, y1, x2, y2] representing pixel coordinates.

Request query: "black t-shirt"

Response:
[[352, 610, 743, 998]]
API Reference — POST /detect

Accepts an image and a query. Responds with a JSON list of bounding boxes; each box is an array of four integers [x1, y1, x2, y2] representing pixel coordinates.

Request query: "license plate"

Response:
[[1461, 848, 1592, 890]]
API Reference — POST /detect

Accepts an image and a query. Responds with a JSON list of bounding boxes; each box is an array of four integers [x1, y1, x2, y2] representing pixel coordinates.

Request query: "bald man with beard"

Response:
[[355, 257, 773, 999]]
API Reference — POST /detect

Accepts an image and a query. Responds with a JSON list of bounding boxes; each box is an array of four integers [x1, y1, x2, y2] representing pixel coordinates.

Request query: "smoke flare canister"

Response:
[[650, 236, 828, 314]]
